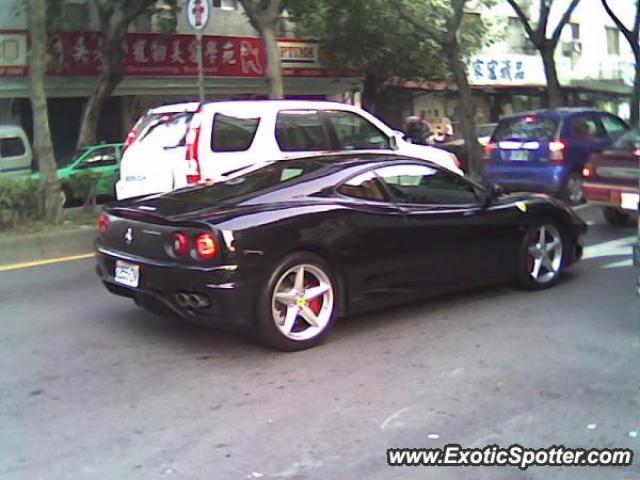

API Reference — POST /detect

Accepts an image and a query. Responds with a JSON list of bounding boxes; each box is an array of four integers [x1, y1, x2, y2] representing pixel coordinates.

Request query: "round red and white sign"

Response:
[[186, 0, 211, 31]]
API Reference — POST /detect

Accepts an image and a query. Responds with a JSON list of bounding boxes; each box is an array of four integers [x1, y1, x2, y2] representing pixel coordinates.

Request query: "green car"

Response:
[[43, 143, 124, 206]]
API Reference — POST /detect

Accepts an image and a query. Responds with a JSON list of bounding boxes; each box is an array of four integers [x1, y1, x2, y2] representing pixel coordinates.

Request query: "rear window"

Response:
[[611, 128, 640, 150], [0, 137, 26, 158], [137, 112, 193, 143], [139, 113, 193, 147], [168, 158, 329, 205], [211, 114, 260, 152], [493, 116, 558, 142]]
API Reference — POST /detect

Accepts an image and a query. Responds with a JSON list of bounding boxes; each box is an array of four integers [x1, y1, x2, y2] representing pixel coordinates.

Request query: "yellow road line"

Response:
[[0, 253, 96, 272]]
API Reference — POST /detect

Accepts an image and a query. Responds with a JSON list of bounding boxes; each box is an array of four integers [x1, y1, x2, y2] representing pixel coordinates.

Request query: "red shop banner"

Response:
[[0, 30, 349, 78]]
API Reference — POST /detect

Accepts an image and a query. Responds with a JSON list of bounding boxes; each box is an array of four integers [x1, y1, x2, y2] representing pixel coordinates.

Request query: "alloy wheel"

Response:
[[527, 224, 563, 284], [271, 263, 334, 341]]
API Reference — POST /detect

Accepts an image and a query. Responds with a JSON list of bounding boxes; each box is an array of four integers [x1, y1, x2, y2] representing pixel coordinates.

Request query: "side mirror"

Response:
[[389, 131, 403, 150], [483, 183, 503, 208]]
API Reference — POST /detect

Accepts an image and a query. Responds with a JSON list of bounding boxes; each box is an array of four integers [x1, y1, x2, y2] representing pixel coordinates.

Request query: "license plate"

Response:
[[114, 260, 140, 288], [509, 150, 529, 161], [621, 192, 639, 211]]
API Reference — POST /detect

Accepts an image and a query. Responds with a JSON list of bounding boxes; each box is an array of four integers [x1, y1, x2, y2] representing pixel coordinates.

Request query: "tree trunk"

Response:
[[448, 39, 482, 181], [28, 0, 62, 224], [540, 44, 565, 108], [76, 31, 125, 149], [260, 24, 284, 99], [630, 47, 640, 126], [361, 71, 382, 113]]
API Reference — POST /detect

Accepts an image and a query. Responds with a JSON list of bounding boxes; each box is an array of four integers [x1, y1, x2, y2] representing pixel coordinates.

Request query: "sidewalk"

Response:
[[0, 225, 97, 267]]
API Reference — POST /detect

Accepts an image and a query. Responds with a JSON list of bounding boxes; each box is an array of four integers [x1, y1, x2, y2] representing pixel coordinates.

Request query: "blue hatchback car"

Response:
[[483, 108, 629, 203]]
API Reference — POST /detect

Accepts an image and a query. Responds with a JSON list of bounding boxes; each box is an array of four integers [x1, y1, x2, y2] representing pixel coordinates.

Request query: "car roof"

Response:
[[0, 125, 28, 136], [148, 102, 200, 114], [198, 99, 363, 115], [499, 108, 614, 121]]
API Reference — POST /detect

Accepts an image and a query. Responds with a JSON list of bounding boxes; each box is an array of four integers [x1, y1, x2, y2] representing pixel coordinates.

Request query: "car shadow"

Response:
[[103, 299, 265, 356], [102, 275, 582, 357]]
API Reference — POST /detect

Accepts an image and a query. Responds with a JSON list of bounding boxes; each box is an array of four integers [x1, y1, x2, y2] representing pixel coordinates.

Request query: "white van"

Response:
[[116, 100, 462, 200], [0, 125, 33, 177]]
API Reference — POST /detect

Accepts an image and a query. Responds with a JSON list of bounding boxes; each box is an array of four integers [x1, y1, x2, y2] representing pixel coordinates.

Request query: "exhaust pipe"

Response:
[[175, 292, 210, 309]]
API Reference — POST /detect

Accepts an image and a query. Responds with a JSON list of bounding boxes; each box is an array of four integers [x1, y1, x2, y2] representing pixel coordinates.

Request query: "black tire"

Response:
[[560, 172, 584, 205], [61, 184, 73, 208], [602, 206, 630, 227], [254, 252, 339, 351], [516, 220, 566, 290]]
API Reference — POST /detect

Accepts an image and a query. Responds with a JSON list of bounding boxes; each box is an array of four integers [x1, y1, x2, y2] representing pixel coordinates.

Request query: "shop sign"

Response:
[[0, 32, 28, 77], [186, 0, 211, 31], [468, 54, 547, 86], [0, 30, 346, 79]]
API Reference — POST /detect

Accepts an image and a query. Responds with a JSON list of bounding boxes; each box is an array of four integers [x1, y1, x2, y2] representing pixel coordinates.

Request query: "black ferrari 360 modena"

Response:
[[96, 153, 586, 350]]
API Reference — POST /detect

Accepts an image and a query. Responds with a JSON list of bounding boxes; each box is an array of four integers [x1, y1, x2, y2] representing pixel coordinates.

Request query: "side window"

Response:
[[376, 164, 478, 205], [325, 111, 390, 150], [600, 115, 628, 139], [211, 113, 260, 152], [275, 110, 331, 152], [337, 171, 388, 202], [0, 137, 26, 159], [78, 146, 118, 168], [568, 115, 606, 139]]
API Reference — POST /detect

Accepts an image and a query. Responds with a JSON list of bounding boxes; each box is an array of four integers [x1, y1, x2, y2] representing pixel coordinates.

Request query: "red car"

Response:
[[582, 128, 639, 226]]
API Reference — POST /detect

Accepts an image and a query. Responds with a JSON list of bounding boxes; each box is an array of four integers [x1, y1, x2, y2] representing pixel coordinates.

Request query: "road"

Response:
[[1, 206, 638, 480]]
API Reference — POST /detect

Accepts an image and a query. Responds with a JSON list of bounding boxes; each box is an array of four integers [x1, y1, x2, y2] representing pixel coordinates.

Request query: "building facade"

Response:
[[0, 0, 361, 160], [409, 0, 637, 132]]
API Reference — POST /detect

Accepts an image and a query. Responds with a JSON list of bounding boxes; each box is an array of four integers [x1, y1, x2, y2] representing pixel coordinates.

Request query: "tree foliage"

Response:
[[284, 0, 490, 110]]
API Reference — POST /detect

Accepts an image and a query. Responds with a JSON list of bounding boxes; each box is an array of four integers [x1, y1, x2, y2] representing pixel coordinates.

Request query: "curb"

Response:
[[0, 226, 97, 267]]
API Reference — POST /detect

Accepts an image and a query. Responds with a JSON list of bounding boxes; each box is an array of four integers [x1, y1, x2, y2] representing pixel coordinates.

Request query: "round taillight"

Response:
[[172, 232, 190, 256], [98, 214, 109, 234], [582, 163, 595, 179], [195, 232, 217, 259]]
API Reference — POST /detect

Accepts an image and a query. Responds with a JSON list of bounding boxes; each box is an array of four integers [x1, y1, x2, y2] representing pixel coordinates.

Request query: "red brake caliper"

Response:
[[305, 277, 322, 315]]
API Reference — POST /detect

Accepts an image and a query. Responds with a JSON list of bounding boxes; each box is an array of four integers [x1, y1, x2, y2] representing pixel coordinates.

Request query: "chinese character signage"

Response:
[[468, 54, 547, 86], [0, 30, 340, 79]]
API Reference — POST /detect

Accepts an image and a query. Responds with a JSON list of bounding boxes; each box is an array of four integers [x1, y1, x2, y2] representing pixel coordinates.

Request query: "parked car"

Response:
[[441, 123, 497, 172], [115, 100, 462, 200], [483, 109, 629, 204], [53, 143, 124, 205], [97, 153, 585, 350], [582, 127, 640, 226], [0, 125, 123, 205], [0, 125, 33, 178]]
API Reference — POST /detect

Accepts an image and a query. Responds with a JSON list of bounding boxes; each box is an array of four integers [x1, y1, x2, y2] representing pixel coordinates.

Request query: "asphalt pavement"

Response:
[[1, 205, 638, 480]]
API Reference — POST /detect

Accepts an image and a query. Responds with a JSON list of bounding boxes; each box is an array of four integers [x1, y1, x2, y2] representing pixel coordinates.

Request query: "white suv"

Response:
[[116, 100, 462, 200]]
